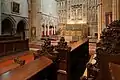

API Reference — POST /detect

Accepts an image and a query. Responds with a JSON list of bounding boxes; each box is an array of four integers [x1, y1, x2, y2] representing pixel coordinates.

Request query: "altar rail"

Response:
[[0, 39, 29, 57]]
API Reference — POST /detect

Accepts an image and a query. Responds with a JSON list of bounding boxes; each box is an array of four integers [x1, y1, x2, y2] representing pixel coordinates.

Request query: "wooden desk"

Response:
[[0, 56, 53, 80]]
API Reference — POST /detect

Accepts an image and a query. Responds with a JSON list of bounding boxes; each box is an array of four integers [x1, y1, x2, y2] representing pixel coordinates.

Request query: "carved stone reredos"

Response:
[[97, 20, 120, 54]]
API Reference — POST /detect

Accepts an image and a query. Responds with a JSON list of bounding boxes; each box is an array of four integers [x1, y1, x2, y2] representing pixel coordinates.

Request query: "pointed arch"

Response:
[[1, 16, 15, 35], [17, 19, 27, 39]]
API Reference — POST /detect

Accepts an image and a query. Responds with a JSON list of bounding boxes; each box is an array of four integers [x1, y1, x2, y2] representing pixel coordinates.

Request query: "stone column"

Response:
[[112, 0, 120, 21], [30, 0, 37, 41], [44, 25, 46, 36], [36, 0, 41, 40], [51, 27, 54, 35], [47, 25, 49, 36], [54, 26, 56, 35], [97, 0, 102, 41], [29, 0, 41, 41]]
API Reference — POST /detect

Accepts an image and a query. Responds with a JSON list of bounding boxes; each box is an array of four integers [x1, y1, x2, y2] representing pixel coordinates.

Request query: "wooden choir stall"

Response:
[[55, 37, 89, 80], [0, 35, 29, 57], [0, 37, 89, 80], [82, 20, 120, 80]]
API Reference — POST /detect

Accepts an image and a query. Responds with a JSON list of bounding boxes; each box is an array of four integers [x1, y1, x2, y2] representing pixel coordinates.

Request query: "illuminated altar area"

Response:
[[62, 24, 88, 42]]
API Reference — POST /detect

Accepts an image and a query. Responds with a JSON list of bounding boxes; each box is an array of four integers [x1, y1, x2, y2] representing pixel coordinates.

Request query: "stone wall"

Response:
[[1, 0, 28, 17], [41, 0, 58, 17], [1, 0, 29, 38]]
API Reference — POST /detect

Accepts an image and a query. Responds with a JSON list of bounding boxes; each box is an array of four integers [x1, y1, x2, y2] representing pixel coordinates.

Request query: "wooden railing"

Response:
[[0, 39, 29, 57]]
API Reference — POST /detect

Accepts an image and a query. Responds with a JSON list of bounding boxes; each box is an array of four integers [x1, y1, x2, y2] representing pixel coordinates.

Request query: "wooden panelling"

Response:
[[0, 39, 29, 57]]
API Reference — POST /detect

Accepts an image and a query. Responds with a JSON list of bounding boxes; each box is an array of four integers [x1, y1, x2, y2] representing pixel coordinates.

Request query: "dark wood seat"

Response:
[[0, 56, 57, 80]]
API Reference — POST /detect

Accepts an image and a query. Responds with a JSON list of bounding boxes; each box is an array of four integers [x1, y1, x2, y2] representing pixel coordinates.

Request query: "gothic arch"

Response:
[[17, 19, 27, 39], [1, 17, 15, 35]]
